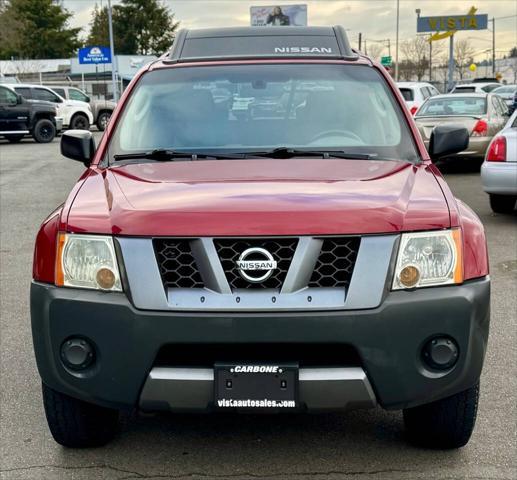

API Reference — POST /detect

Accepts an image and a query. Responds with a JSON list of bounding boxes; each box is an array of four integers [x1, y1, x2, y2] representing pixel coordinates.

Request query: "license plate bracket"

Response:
[[214, 363, 298, 410]]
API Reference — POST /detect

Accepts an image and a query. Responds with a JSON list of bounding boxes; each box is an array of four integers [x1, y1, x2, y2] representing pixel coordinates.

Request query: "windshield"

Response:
[[452, 87, 476, 93], [110, 64, 419, 162], [399, 88, 414, 101], [416, 97, 487, 117]]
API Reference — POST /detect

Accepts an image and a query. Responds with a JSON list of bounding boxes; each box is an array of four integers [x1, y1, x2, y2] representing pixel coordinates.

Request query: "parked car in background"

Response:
[[492, 85, 517, 111], [397, 81, 440, 115], [481, 109, 517, 213], [51, 86, 116, 131], [9, 84, 93, 130], [415, 93, 509, 160], [450, 82, 501, 94], [0, 84, 61, 143]]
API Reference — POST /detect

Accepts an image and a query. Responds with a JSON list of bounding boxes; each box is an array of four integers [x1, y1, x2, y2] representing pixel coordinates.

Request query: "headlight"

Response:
[[392, 229, 463, 290], [56, 233, 122, 291]]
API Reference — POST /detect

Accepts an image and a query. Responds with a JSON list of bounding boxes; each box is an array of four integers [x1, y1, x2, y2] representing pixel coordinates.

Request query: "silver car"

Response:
[[481, 109, 517, 213]]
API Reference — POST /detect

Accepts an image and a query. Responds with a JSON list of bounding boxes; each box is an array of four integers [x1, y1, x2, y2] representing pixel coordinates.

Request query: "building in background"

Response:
[[0, 55, 156, 99]]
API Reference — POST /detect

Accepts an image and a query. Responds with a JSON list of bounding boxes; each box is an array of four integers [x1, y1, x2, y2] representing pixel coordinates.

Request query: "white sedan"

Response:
[[397, 82, 440, 116], [481, 109, 517, 213]]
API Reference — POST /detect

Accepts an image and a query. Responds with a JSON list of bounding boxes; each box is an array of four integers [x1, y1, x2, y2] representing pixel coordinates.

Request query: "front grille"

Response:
[[309, 237, 360, 288], [153, 239, 204, 289], [214, 238, 298, 290]]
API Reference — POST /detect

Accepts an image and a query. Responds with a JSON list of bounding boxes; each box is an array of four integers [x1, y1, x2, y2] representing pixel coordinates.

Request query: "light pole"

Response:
[[107, 0, 118, 102], [491, 17, 495, 75], [395, 0, 400, 80]]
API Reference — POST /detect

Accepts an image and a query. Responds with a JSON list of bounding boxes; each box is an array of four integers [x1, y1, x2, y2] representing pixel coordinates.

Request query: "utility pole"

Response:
[[107, 0, 118, 102], [429, 37, 432, 82], [358, 32, 362, 51], [395, 0, 400, 81], [387, 38, 391, 57], [448, 34, 454, 92], [491, 17, 496, 75]]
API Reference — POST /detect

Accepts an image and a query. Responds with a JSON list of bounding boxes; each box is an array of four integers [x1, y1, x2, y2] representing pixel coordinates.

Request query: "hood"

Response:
[[26, 99, 55, 109], [66, 159, 451, 236], [92, 99, 117, 109]]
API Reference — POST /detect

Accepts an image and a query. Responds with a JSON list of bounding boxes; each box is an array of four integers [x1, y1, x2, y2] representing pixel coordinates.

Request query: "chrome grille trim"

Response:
[[117, 235, 399, 312]]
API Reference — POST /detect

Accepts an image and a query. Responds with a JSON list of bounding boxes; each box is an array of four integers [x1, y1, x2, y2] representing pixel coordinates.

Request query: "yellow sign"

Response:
[[469, 63, 477, 72], [428, 7, 478, 42]]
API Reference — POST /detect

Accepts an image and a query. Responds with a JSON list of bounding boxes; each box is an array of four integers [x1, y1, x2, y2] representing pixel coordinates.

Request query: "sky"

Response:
[[61, 0, 517, 61]]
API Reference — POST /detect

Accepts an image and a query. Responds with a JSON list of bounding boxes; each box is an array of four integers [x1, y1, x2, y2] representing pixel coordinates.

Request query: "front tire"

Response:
[[70, 113, 90, 130], [489, 194, 516, 214], [42, 383, 118, 447], [403, 382, 479, 449], [32, 119, 56, 143], [96, 111, 111, 131]]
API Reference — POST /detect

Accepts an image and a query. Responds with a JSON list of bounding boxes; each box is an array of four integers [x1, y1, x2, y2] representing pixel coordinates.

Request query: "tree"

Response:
[[400, 36, 430, 81], [365, 43, 384, 61], [0, 0, 81, 59], [86, 0, 179, 56], [509, 46, 517, 58], [453, 39, 475, 80]]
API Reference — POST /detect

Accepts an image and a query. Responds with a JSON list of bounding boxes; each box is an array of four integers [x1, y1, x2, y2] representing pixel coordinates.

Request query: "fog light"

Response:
[[60, 338, 94, 370], [96, 267, 116, 290], [422, 337, 459, 370], [399, 265, 420, 288]]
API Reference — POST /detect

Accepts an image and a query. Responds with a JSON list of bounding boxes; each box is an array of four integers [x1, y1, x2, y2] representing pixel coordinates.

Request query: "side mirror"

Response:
[[428, 124, 469, 160], [85, 95, 91, 103], [16, 94, 23, 104], [61, 130, 95, 166]]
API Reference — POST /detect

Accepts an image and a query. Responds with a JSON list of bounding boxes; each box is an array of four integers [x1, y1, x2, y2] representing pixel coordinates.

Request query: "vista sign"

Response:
[[417, 12, 488, 33]]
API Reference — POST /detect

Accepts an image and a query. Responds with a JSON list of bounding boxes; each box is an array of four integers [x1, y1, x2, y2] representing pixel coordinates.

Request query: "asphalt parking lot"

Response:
[[0, 134, 515, 480]]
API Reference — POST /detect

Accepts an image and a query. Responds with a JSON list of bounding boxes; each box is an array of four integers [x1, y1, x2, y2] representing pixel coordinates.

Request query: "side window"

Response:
[[421, 87, 431, 99], [69, 89, 89, 102], [14, 87, 32, 99], [491, 96, 500, 116], [32, 88, 60, 103], [53, 88, 66, 98], [0, 86, 18, 104], [497, 97, 508, 116]]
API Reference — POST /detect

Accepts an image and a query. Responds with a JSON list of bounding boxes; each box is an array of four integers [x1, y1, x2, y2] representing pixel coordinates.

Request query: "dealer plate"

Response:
[[214, 363, 298, 409]]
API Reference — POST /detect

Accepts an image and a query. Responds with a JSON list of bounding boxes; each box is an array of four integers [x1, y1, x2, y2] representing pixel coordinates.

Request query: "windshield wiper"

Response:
[[244, 147, 375, 160], [113, 149, 247, 162]]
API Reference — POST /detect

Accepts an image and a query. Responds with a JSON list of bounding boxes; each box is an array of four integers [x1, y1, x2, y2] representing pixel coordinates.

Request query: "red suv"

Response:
[[31, 27, 490, 449]]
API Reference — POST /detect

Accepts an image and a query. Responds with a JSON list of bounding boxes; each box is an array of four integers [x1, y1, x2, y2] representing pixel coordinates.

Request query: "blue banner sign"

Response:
[[78, 46, 112, 64], [417, 14, 488, 33]]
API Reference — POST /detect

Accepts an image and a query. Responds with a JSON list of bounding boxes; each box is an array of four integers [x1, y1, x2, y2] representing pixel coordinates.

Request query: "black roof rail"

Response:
[[164, 26, 358, 64]]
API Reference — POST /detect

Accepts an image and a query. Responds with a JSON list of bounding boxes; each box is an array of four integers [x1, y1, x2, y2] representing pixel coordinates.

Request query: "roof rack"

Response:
[[165, 26, 358, 64]]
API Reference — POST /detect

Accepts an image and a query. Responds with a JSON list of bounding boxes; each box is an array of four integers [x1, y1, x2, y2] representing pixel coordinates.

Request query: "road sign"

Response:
[[78, 46, 112, 65], [417, 13, 488, 33], [381, 56, 392, 67]]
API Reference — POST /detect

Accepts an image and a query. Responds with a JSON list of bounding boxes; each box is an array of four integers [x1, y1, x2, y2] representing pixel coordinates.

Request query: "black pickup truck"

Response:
[[0, 84, 61, 143]]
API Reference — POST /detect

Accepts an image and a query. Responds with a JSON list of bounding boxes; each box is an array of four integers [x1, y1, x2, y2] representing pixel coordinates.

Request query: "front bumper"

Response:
[[31, 278, 490, 412], [55, 117, 63, 132], [481, 161, 517, 195]]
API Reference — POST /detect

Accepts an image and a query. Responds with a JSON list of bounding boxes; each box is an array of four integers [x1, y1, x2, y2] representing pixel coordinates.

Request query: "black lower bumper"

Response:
[[30, 278, 490, 411]]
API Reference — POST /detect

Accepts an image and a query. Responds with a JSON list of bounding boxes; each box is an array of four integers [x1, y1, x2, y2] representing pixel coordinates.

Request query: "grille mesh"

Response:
[[154, 237, 360, 291], [153, 239, 204, 289], [309, 238, 360, 288], [214, 238, 298, 289]]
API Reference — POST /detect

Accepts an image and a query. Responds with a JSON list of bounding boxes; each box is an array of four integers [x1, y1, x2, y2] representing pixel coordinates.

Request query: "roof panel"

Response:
[[168, 26, 356, 63]]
